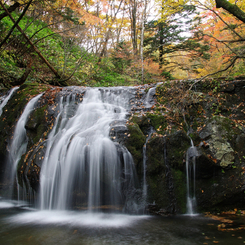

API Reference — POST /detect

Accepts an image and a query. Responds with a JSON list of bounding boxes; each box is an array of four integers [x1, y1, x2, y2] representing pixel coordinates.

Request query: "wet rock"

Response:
[[124, 122, 146, 169], [166, 131, 191, 170]]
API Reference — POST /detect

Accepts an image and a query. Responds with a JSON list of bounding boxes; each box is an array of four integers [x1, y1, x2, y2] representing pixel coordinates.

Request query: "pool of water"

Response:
[[0, 200, 245, 245]]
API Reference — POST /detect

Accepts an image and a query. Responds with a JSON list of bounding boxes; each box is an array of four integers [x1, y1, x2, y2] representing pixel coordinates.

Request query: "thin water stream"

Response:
[[186, 141, 198, 215], [0, 86, 19, 116]]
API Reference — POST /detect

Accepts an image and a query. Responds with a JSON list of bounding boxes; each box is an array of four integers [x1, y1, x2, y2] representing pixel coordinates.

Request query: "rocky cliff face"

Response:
[[0, 79, 245, 214], [124, 79, 245, 214]]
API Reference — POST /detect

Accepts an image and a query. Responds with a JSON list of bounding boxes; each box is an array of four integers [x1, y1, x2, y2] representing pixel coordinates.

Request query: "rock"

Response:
[[124, 122, 146, 169], [166, 131, 190, 170], [220, 83, 235, 92], [199, 117, 235, 167]]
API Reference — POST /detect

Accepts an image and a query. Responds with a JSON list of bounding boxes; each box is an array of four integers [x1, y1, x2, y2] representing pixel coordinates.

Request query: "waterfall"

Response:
[[182, 112, 198, 215], [8, 94, 43, 201], [144, 87, 156, 108], [186, 140, 198, 215], [0, 87, 19, 116], [39, 87, 138, 212]]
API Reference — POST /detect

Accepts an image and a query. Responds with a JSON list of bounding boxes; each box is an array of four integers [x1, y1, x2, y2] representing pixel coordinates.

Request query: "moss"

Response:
[[131, 115, 151, 135], [211, 116, 240, 142], [26, 104, 48, 145], [147, 136, 165, 174], [0, 83, 51, 190], [172, 169, 187, 213], [147, 113, 167, 134], [189, 132, 201, 145], [125, 123, 145, 167], [147, 173, 169, 209]]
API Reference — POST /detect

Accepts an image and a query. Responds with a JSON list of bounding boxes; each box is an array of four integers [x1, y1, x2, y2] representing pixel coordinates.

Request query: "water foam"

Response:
[[7, 210, 149, 227]]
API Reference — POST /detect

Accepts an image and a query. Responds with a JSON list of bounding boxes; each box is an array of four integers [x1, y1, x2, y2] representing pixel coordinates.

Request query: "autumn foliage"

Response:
[[0, 0, 244, 87]]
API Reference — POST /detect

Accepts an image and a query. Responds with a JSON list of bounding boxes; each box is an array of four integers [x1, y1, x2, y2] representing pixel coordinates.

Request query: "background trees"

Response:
[[0, 0, 244, 88]]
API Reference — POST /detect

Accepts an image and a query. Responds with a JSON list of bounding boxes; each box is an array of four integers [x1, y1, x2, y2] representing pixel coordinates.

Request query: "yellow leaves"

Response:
[[156, 0, 189, 21], [79, 11, 101, 26]]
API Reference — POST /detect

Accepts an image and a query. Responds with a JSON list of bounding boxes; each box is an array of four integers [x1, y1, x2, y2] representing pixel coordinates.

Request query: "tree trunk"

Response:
[[130, 0, 138, 55], [140, 0, 148, 82], [98, 31, 110, 63], [0, 2, 60, 79], [159, 23, 164, 69], [0, 0, 33, 49], [0, 2, 20, 21], [12, 68, 32, 86], [215, 0, 245, 23]]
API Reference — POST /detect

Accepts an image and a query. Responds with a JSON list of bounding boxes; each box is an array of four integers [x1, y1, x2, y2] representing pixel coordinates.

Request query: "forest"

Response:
[[0, 0, 244, 88]]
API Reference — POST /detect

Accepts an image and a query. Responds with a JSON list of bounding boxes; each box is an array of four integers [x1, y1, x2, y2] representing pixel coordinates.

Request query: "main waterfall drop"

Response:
[[39, 87, 138, 212]]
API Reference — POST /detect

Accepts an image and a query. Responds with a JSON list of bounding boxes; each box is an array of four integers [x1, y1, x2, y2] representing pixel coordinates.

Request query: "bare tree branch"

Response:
[[189, 56, 239, 90]]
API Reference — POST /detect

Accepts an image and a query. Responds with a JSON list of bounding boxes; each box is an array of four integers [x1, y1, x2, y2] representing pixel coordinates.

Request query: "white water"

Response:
[[8, 94, 43, 200], [8, 210, 148, 228], [0, 87, 19, 116], [39, 88, 138, 212], [144, 87, 156, 108], [186, 140, 198, 215]]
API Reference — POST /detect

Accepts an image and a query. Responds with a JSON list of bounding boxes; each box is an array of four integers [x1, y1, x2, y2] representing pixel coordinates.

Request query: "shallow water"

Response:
[[0, 201, 245, 244]]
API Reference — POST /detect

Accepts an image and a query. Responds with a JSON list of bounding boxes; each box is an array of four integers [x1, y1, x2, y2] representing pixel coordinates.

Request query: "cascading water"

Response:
[[39, 87, 138, 212], [186, 140, 198, 215], [144, 87, 156, 108], [0, 87, 19, 116], [7, 94, 43, 202]]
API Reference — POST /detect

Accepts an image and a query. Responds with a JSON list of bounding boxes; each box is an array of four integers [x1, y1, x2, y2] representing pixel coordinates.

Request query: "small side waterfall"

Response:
[[39, 88, 138, 212], [0, 87, 19, 116], [8, 94, 43, 201], [144, 87, 156, 108], [186, 140, 198, 215]]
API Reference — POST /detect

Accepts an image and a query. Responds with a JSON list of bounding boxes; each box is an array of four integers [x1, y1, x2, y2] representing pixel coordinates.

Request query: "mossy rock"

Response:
[[146, 136, 171, 213], [172, 169, 187, 213], [124, 123, 145, 169], [146, 135, 187, 214], [198, 116, 241, 167], [131, 115, 151, 135], [147, 172, 170, 212], [166, 131, 191, 170], [26, 104, 48, 145], [147, 113, 167, 135], [0, 83, 50, 170], [147, 136, 165, 174]]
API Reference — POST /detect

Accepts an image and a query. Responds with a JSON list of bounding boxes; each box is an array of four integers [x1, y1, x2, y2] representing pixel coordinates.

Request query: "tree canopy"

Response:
[[0, 0, 244, 87]]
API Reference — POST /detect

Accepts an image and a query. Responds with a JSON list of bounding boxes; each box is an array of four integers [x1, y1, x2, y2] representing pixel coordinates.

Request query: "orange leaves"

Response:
[[207, 154, 217, 163], [79, 10, 101, 26], [193, 6, 245, 76]]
